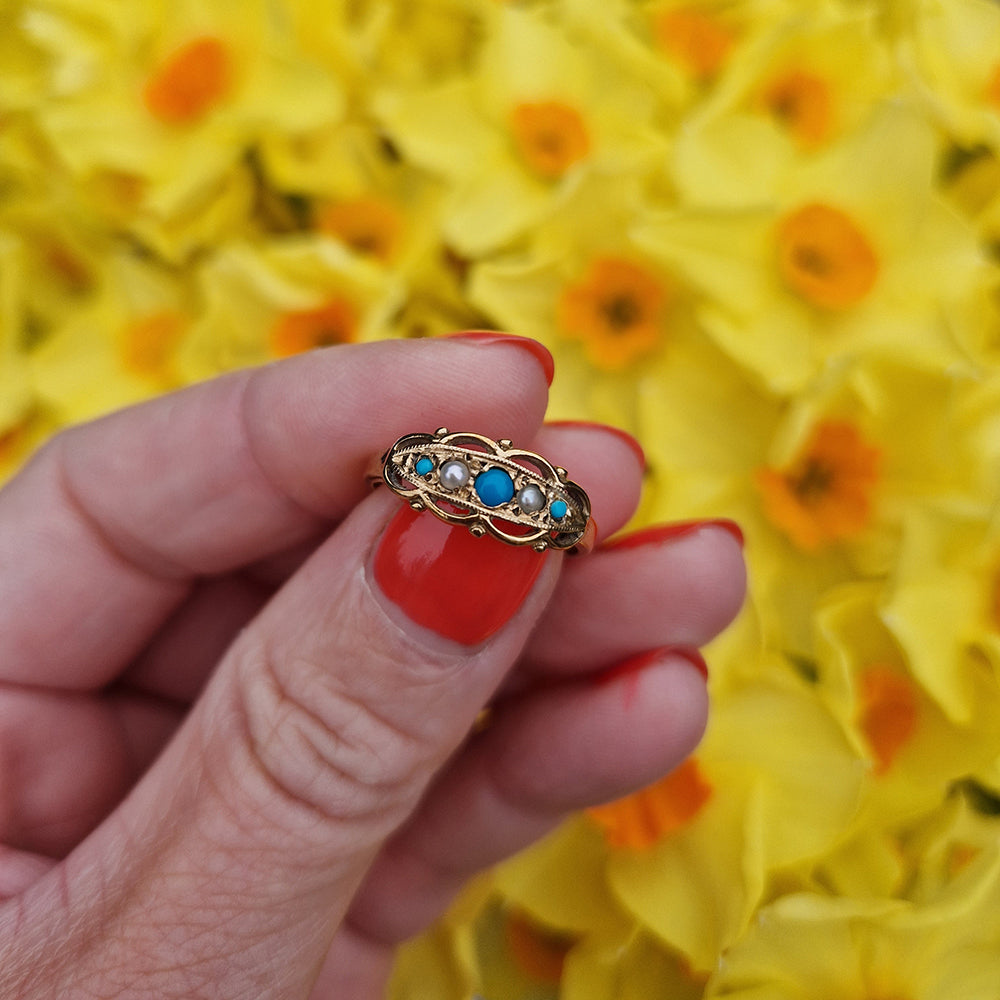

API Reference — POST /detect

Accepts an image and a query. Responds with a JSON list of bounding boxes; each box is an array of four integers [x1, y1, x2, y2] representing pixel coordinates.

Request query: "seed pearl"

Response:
[[439, 459, 471, 491], [517, 484, 546, 512]]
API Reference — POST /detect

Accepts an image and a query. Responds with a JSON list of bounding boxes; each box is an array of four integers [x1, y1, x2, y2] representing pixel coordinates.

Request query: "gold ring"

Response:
[[368, 428, 596, 554]]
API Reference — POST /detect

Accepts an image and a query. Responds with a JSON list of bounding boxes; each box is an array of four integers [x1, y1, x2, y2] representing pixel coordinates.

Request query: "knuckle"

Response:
[[225, 632, 432, 837]]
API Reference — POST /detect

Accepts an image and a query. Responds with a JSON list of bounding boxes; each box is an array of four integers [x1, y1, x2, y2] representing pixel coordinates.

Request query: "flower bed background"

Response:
[[3, 0, 1000, 996]]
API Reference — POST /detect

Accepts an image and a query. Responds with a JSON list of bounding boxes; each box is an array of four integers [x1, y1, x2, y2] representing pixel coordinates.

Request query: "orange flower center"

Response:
[[42, 241, 92, 294], [509, 101, 590, 180], [503, 910, 575, 984], [144, 36, 231, 125], [557, 257, 669, 370], [760, 68, 834, 149], [776, 202, 879, 310], [120, 311, 185, 377], [857, 665, 918, 776], [947, 842, 979, 877], [0, 419, 29, 467], [587, 757, 712, 850], [317, 196, 403, 263], [270, 299, 358, 357], [655, 6, 736, 81], [755, 420, 881, 551], [986, 64, 1000, 109]]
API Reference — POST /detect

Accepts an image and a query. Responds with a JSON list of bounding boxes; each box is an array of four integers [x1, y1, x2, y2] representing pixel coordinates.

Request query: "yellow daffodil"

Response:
[[469, 169, 689, 432], [562, 926, 705, 1000], [492, 817, 630, 941], [592, 676, 862, 972], [942, 147, 1000, 257], [704, 853, 1000, 1000], [814, 583, 1000, 831], [26, 250, 193, 425], [896, 0, 1000, 151], [389, 878, 487, 1000], [756, 419, 881, 552], [594, 0, 792, 116], [635, 101, 986, 394], [176, 237, 401, 381], [903, 790, 1000, 907], [692, 3, 895, 154], [880, 502, 1000, 726], [21, 0, 345, 264], [374, 4, 668, 256]]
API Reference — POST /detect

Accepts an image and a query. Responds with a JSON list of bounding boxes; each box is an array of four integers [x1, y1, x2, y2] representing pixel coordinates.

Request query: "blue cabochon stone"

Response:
[[475, 467, 515, 507], [550, 499, 568, 520], [415, 456, 434, 476]]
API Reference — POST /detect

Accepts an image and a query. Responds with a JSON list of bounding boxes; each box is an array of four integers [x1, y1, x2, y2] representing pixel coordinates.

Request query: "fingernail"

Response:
[[373, 505, 549, 645], [545, 420, 646, 472], [596, 647, 708, 707], [602, 518, 744, 552], [671, 647, 710, 681], [598, 646, 709, 685], [444, 330, 555, 387]]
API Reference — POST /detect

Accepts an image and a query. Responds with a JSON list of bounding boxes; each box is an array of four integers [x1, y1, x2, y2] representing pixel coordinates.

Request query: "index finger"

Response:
[[0, 336, 551, 689]]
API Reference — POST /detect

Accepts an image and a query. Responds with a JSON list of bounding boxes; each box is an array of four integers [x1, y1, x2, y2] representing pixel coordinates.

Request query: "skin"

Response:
[[0, 338, 745, 999]]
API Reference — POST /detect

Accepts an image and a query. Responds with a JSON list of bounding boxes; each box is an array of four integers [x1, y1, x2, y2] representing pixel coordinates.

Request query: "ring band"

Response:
[[368, 427, 596, 554]]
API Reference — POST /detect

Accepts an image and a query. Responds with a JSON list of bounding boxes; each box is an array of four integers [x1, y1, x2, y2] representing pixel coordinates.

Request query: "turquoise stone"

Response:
[[550, 499, 568, 520], [415, 456, 434, 476], [475, 467, 515, 507]]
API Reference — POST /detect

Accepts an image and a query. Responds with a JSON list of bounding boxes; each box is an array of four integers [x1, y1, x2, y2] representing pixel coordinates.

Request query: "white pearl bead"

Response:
[[439, 459, 470, 491], [517, 484, 546, 512]]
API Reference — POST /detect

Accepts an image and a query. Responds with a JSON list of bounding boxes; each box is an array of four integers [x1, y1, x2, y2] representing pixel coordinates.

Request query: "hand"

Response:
[[0, 335, 745, 999]]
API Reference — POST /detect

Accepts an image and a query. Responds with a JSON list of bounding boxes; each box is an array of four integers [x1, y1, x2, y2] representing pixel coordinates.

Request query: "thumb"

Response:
[[5, 492, 559, 997]]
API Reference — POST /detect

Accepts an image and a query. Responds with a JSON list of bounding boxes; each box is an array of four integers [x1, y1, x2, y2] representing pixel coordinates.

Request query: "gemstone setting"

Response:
[[415, 456, 434, 476], [517, 484, 546, 513], [550, 499, 568, 520], [475, 467, 516, 507], [438, 459, 471, 491]]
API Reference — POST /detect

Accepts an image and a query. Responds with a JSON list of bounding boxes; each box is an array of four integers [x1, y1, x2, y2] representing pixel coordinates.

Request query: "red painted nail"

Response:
[[444, 330, 555, 387], [545, 420, 646, 472], [596, 648, 664, 708], [596, 647, 708, 707], [602, 518, 744, 552], [671, 647, 710, 681], [373, 505, 548, 645]]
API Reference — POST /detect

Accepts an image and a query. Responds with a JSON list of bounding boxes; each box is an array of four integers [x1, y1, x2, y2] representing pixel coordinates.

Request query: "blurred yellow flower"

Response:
[[653, 3, 739, 84], [704, 859, 1000, 999], [599, 677, 863, 971], [556, 256, 671, 371], [756, 419, 881, 552], [897, 0, 1000, 151], [142, 35, 231, 125], [509, 100, 592, 180], [694, 3, 895, 154], [469, 170, 683, 431], [880, 503, 1000, 725], [562, 927, 705, 1000], [637, 102, 985, 393], [374, 4, 668, 255], [316, 195, 405, 264], [587, 757, 712, 850], [176, 237, 399, 381], [856, 664, 918, 778], [269, 299, 358, 357], [21, 0, 345, 263], [775, 202, 880, 310]]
